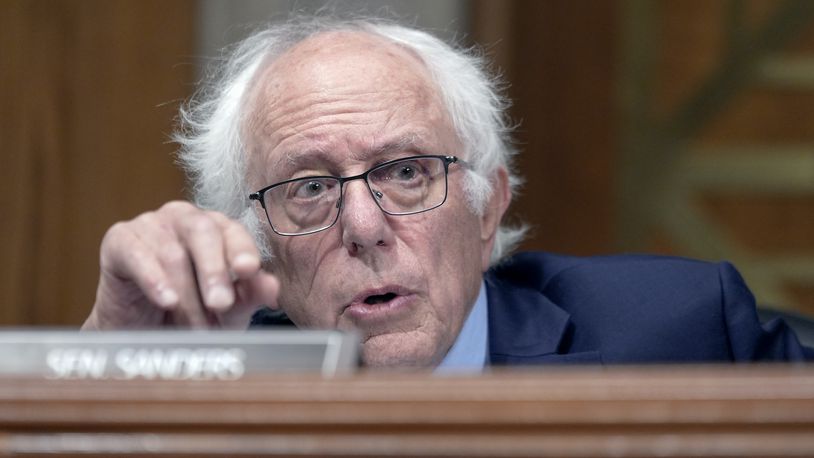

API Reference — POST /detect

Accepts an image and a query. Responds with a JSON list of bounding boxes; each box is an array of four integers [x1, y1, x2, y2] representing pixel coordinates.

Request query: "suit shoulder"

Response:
[[505, 252, 735, 362], [490, 251, 720, 291]]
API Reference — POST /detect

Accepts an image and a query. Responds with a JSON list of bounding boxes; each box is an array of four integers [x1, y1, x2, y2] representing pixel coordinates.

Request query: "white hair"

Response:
[[175, 15, 526, 264]]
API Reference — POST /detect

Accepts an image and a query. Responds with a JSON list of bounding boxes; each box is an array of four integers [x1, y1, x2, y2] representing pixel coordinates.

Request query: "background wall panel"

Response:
[[0, 0, 193, 325], [1, 0, 811, 325], [473, 0, 814, 314]]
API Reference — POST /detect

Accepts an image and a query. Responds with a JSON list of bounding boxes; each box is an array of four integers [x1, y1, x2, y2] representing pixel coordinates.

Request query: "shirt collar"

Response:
[[434, 280, 489, 373]]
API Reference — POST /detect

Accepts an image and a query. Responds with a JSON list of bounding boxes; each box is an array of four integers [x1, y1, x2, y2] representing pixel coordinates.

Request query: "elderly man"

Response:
[[83, 17, 812, 368]]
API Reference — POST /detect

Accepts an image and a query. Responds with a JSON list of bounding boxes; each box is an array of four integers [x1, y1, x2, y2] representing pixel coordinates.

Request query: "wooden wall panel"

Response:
[[472, 1, 619, 256], [651, 1, 814, 312], [2, 1, 811, 324], [0, 1, 194, 326], [472, 1, 813, 313]]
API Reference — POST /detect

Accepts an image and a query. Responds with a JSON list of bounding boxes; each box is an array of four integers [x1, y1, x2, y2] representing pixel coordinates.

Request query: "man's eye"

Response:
[[291, 179, 331, 199], [396, 165, 416, 180], [388, 162, 422, 181]]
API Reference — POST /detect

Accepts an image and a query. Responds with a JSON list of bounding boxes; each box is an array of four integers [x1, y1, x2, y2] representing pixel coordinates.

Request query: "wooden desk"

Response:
[[0, 366, 812, 457]]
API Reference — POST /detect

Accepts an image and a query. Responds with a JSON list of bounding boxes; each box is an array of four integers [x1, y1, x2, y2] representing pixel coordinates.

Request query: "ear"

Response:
[[479, 167, 511, 271]]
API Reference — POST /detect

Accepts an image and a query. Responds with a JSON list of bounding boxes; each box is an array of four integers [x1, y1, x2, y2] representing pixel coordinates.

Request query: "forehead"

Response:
[[243, 31, 456, 177], [271, 31, 426, 80], [255, 30, 434, 102]]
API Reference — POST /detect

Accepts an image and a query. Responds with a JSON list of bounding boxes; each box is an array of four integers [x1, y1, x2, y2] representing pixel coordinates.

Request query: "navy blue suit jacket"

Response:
[[485, 252, 814, 365]]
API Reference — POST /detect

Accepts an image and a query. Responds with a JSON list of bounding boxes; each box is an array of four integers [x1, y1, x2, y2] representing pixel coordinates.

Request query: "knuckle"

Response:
[[138, 273, 163, 294], [160, 200, 195, 215], [186, 214, 218, 235], [158, 243, 188, 267], [204, 210, 228, 223], [206, 211, 247, 238], [223, 218, 250, 239], [102, 209, 160, 247], [103, 221, 127, 240], [100, 221, 132, 251], [131, 211, 158, 227]]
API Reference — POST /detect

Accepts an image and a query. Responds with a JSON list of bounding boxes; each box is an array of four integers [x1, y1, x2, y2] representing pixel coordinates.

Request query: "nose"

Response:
[[339, 180, 394, 255]]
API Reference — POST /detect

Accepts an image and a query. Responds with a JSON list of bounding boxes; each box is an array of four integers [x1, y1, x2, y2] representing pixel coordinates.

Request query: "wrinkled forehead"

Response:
[[241, 30, 451, 158]]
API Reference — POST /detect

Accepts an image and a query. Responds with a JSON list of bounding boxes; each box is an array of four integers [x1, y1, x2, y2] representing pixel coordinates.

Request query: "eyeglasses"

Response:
[[249, 155, 466, 236]]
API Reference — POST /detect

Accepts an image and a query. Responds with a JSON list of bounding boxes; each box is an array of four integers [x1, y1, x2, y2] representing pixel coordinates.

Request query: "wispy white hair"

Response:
[[175, 15, 526, 264]]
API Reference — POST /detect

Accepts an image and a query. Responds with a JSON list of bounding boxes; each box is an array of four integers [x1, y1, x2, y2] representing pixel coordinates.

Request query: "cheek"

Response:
[[406, 202, 484, 311], [268, 232, 345, 326], [433, 197, 483, 261], [271, 232, 330, 278], [268, 240, 319, 312]]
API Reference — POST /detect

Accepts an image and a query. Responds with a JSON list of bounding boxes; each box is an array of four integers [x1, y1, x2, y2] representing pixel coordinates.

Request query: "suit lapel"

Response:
[[485, 272, 602, 365]]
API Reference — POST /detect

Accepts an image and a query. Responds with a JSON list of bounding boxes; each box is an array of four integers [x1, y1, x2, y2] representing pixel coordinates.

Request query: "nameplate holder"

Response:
[[0, 329, 359, 380]]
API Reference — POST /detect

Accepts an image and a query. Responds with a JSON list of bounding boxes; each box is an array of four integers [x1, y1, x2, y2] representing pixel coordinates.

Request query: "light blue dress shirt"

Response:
[[434, 280, 489, 373]]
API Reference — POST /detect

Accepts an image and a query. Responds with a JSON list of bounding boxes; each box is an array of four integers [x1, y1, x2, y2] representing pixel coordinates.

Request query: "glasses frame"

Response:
[[249, 155, 465, 236]]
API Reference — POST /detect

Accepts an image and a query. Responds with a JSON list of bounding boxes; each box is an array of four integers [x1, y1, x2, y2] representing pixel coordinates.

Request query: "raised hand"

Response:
[[83, 201, 279, 330]]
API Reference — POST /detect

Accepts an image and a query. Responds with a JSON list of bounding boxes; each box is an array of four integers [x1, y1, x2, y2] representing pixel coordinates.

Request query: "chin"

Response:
[[359, 332, 443, 368]]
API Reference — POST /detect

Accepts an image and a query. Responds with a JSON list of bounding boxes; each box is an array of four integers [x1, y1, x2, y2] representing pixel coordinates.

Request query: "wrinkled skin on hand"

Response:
[[83, 201, 279, 330]]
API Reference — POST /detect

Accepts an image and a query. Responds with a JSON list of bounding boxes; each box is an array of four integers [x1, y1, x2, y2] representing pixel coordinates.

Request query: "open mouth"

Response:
[[364, 292, 398, 305], [344, 287, 412, 323]]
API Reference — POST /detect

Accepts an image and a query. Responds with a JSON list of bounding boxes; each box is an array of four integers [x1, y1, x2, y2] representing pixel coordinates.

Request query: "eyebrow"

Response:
[[370, 133, 423, 157], [275, 133, 429, 173]]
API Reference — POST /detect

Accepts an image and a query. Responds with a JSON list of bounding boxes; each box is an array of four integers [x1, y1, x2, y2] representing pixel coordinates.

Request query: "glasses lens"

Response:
[[264, 177, 341, 235], [368, 156, 448, 215]]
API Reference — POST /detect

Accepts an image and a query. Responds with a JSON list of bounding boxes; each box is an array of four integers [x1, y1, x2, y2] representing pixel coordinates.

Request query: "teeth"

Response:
[[364, 292, 397, 305]]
